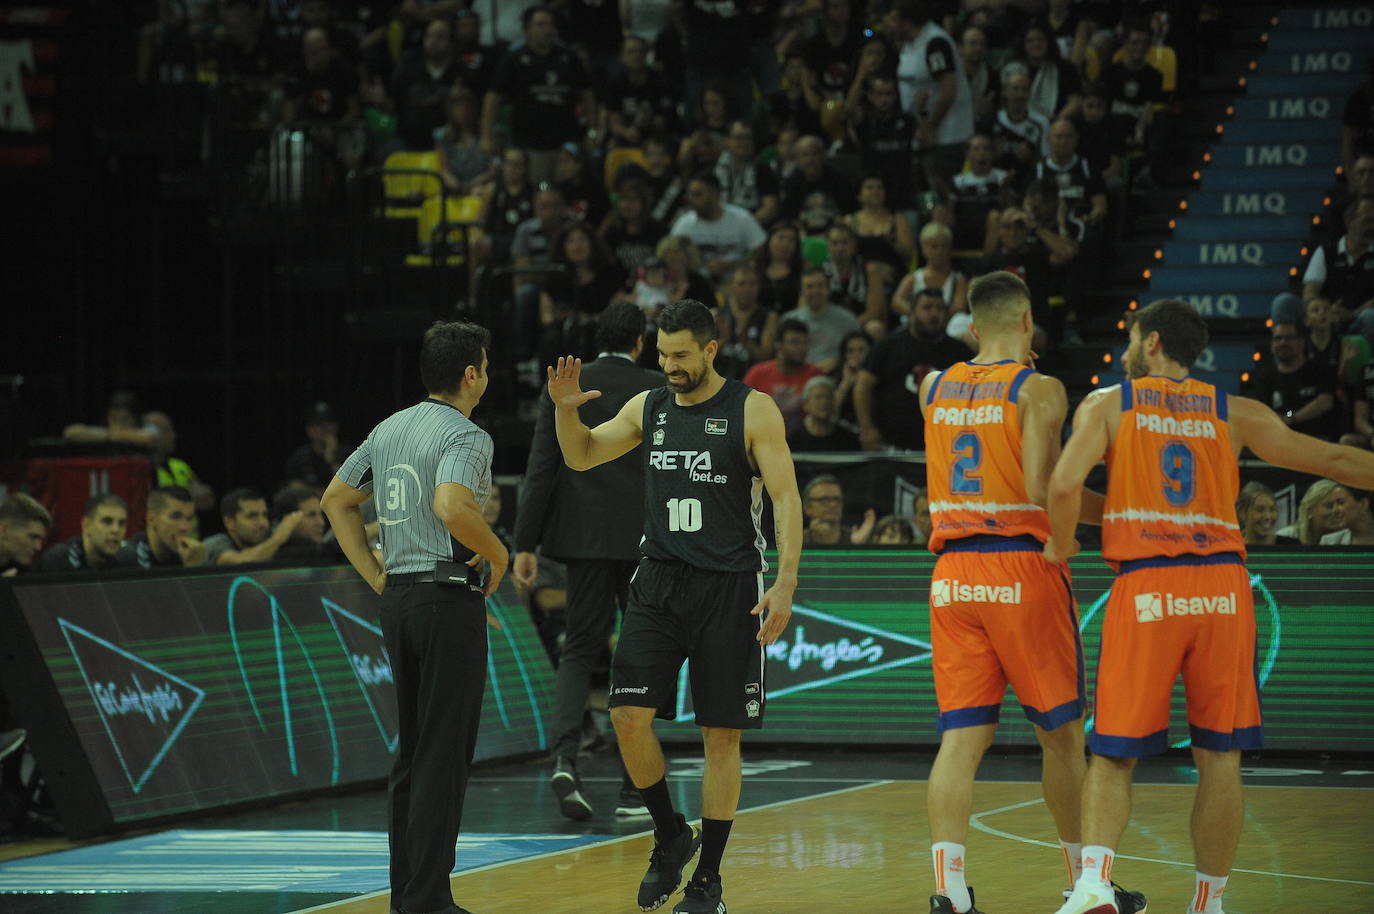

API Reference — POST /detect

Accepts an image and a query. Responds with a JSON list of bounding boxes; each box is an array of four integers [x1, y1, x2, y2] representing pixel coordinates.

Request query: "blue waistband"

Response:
[[940, 533, 1043, 555], [1118, 552, 1245, 574]]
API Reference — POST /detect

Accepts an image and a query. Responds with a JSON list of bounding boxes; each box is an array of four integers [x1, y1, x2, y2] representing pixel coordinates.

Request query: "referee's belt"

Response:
[[388, 564, 482, 591]]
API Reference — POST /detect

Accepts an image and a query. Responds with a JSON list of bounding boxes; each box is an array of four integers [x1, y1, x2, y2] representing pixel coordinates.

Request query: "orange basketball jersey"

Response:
[[1102, 376, 1246, 563], [926, 361, 1049, 553]]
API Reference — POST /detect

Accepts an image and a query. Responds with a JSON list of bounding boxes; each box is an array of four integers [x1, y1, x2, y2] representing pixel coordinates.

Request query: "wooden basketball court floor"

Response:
[[1, 749, 1370, 914]]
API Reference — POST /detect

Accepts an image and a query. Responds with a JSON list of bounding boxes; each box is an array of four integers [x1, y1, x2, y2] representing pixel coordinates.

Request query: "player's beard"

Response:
[[1126, 345, 1148, 379], [666, 365, 705, 393]]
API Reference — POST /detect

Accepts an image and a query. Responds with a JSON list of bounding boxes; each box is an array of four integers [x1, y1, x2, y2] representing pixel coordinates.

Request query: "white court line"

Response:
[[969, 798, 1374, 887], [286, 780, 893, 914]]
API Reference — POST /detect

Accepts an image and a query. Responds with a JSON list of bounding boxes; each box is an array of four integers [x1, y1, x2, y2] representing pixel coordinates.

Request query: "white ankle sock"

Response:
[[1190, 872, 1227, 913], [1060, 840, 1083, 886], [932, 842, 971, 911], [1079, 844, 1115, 886]]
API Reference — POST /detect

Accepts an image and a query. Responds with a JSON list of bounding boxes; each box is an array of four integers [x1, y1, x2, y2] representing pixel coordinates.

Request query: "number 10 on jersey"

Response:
[[667, 497, 703, 532]]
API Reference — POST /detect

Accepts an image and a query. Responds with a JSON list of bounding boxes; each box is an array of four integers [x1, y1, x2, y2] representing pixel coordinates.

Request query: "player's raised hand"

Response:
[[751, 579, 796, 645], [547, 356, 603, 410]]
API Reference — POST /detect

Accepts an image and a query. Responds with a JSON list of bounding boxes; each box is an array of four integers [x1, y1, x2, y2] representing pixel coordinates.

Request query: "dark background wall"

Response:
[[1, 2, 488, 500]]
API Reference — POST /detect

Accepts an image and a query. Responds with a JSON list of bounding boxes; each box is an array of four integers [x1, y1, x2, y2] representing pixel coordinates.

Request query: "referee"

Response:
[[322, 320, 505, 914]]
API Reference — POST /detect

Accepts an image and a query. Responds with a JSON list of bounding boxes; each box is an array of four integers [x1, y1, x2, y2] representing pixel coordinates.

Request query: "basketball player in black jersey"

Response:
[[548, 300, 803, 914]]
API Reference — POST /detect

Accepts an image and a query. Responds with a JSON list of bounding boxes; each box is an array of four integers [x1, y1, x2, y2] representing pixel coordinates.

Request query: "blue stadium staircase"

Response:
[[1082, 3, 1370, 395]]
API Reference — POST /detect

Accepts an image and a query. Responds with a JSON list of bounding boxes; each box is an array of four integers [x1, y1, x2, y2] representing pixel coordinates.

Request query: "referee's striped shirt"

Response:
[[339, 399, 493, 574]]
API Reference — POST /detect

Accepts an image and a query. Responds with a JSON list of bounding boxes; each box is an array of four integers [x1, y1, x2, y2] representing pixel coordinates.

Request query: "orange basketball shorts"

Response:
[[930, 535, 1084, 734], [1090, 553, 1262, 757]]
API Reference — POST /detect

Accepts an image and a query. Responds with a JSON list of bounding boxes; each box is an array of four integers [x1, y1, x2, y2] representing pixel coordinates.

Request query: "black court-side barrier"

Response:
[[0, 564, 554, 838]]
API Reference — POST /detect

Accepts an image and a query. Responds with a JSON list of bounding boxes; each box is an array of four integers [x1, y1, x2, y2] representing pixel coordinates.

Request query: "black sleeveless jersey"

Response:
[[640, 378, 765, 572]]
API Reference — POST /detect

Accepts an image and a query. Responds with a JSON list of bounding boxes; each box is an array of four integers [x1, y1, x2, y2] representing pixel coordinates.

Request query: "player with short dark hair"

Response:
[[1048, 298, 1374, 914], [323, 319, 503, 914], [116, 485, 203, 568], [201, 488, 304, 566], [547, 298, 803, 914], [0, 494, 53, 575], [37, 493, 128, 572]]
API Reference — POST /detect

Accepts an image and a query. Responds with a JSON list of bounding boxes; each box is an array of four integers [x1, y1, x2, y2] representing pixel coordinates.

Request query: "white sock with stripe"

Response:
[[1078, 844, 1115, 887], [1060, 840, 1083, 887], [1190, 872, 1227, 913], [931, 842, 971, 911]]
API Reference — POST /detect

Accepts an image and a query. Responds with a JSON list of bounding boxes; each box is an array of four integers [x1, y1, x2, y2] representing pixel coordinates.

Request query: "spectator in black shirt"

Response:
[[599, 177, 666, 279], [116, 485, 205, 569], [1033, 118, 1108, 235], [1245, 321, 1340, 441], [540, 223, 629, 362], [1305, 295, 1342, 372], [642, 133, 687, 227], [768, 54, 826, 142], [959, 25, 1000, 122], [477, 146, 535, 266], [848, 74, 918, 209], [780, 134, 853, 236], [755, 220, 805, 312], [37, 494, 128, 573], [677, 85, 732, 178], [803, 0, 865, 100], [482, 5, 594, 183], [283, 27, 360, 131], [1020, 176, 1083, 340], [1101, 20, 1168, 183], [1303, 201, 1374, 311], [788, 376, 861, 452], [824, 222, 887, 336], [843, 37, 894, 112], [553, 142, 610, 227], [283, 27, 362, 167], [1015, 19, 1082, 122], [977, 207, 1055, 331], [1072, 83, 1125, 184], [0, 494, 50, 577], [855, 288, 973, 451], [601, 35, 680, 148], [932, 132, 1013, 253], [714, 120, 780, 228], [452, 8, 500, 95], [390, 17, 460, 150], [284, 401, 342, 487], [989, 70, 1051, 184]]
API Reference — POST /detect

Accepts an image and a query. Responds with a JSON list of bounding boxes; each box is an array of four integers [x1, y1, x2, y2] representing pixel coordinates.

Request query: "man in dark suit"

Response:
[[514, 302, 662, 821]]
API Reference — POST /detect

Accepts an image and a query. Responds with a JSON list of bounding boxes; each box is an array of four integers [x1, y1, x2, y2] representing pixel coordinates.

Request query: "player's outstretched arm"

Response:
[[1045, 388, 1114, 562], [547, 356, 647, 471], [1230, 395, 1374, 490], [746, 391, 801, 646]]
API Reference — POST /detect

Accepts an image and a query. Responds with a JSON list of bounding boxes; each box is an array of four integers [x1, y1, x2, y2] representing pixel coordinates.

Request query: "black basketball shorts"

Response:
[[608, 557, 767, 729]]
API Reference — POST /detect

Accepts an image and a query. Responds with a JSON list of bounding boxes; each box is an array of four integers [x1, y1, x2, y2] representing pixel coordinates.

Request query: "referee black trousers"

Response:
[[381, 582, 488, 914], [551, 558, 637, 760]]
